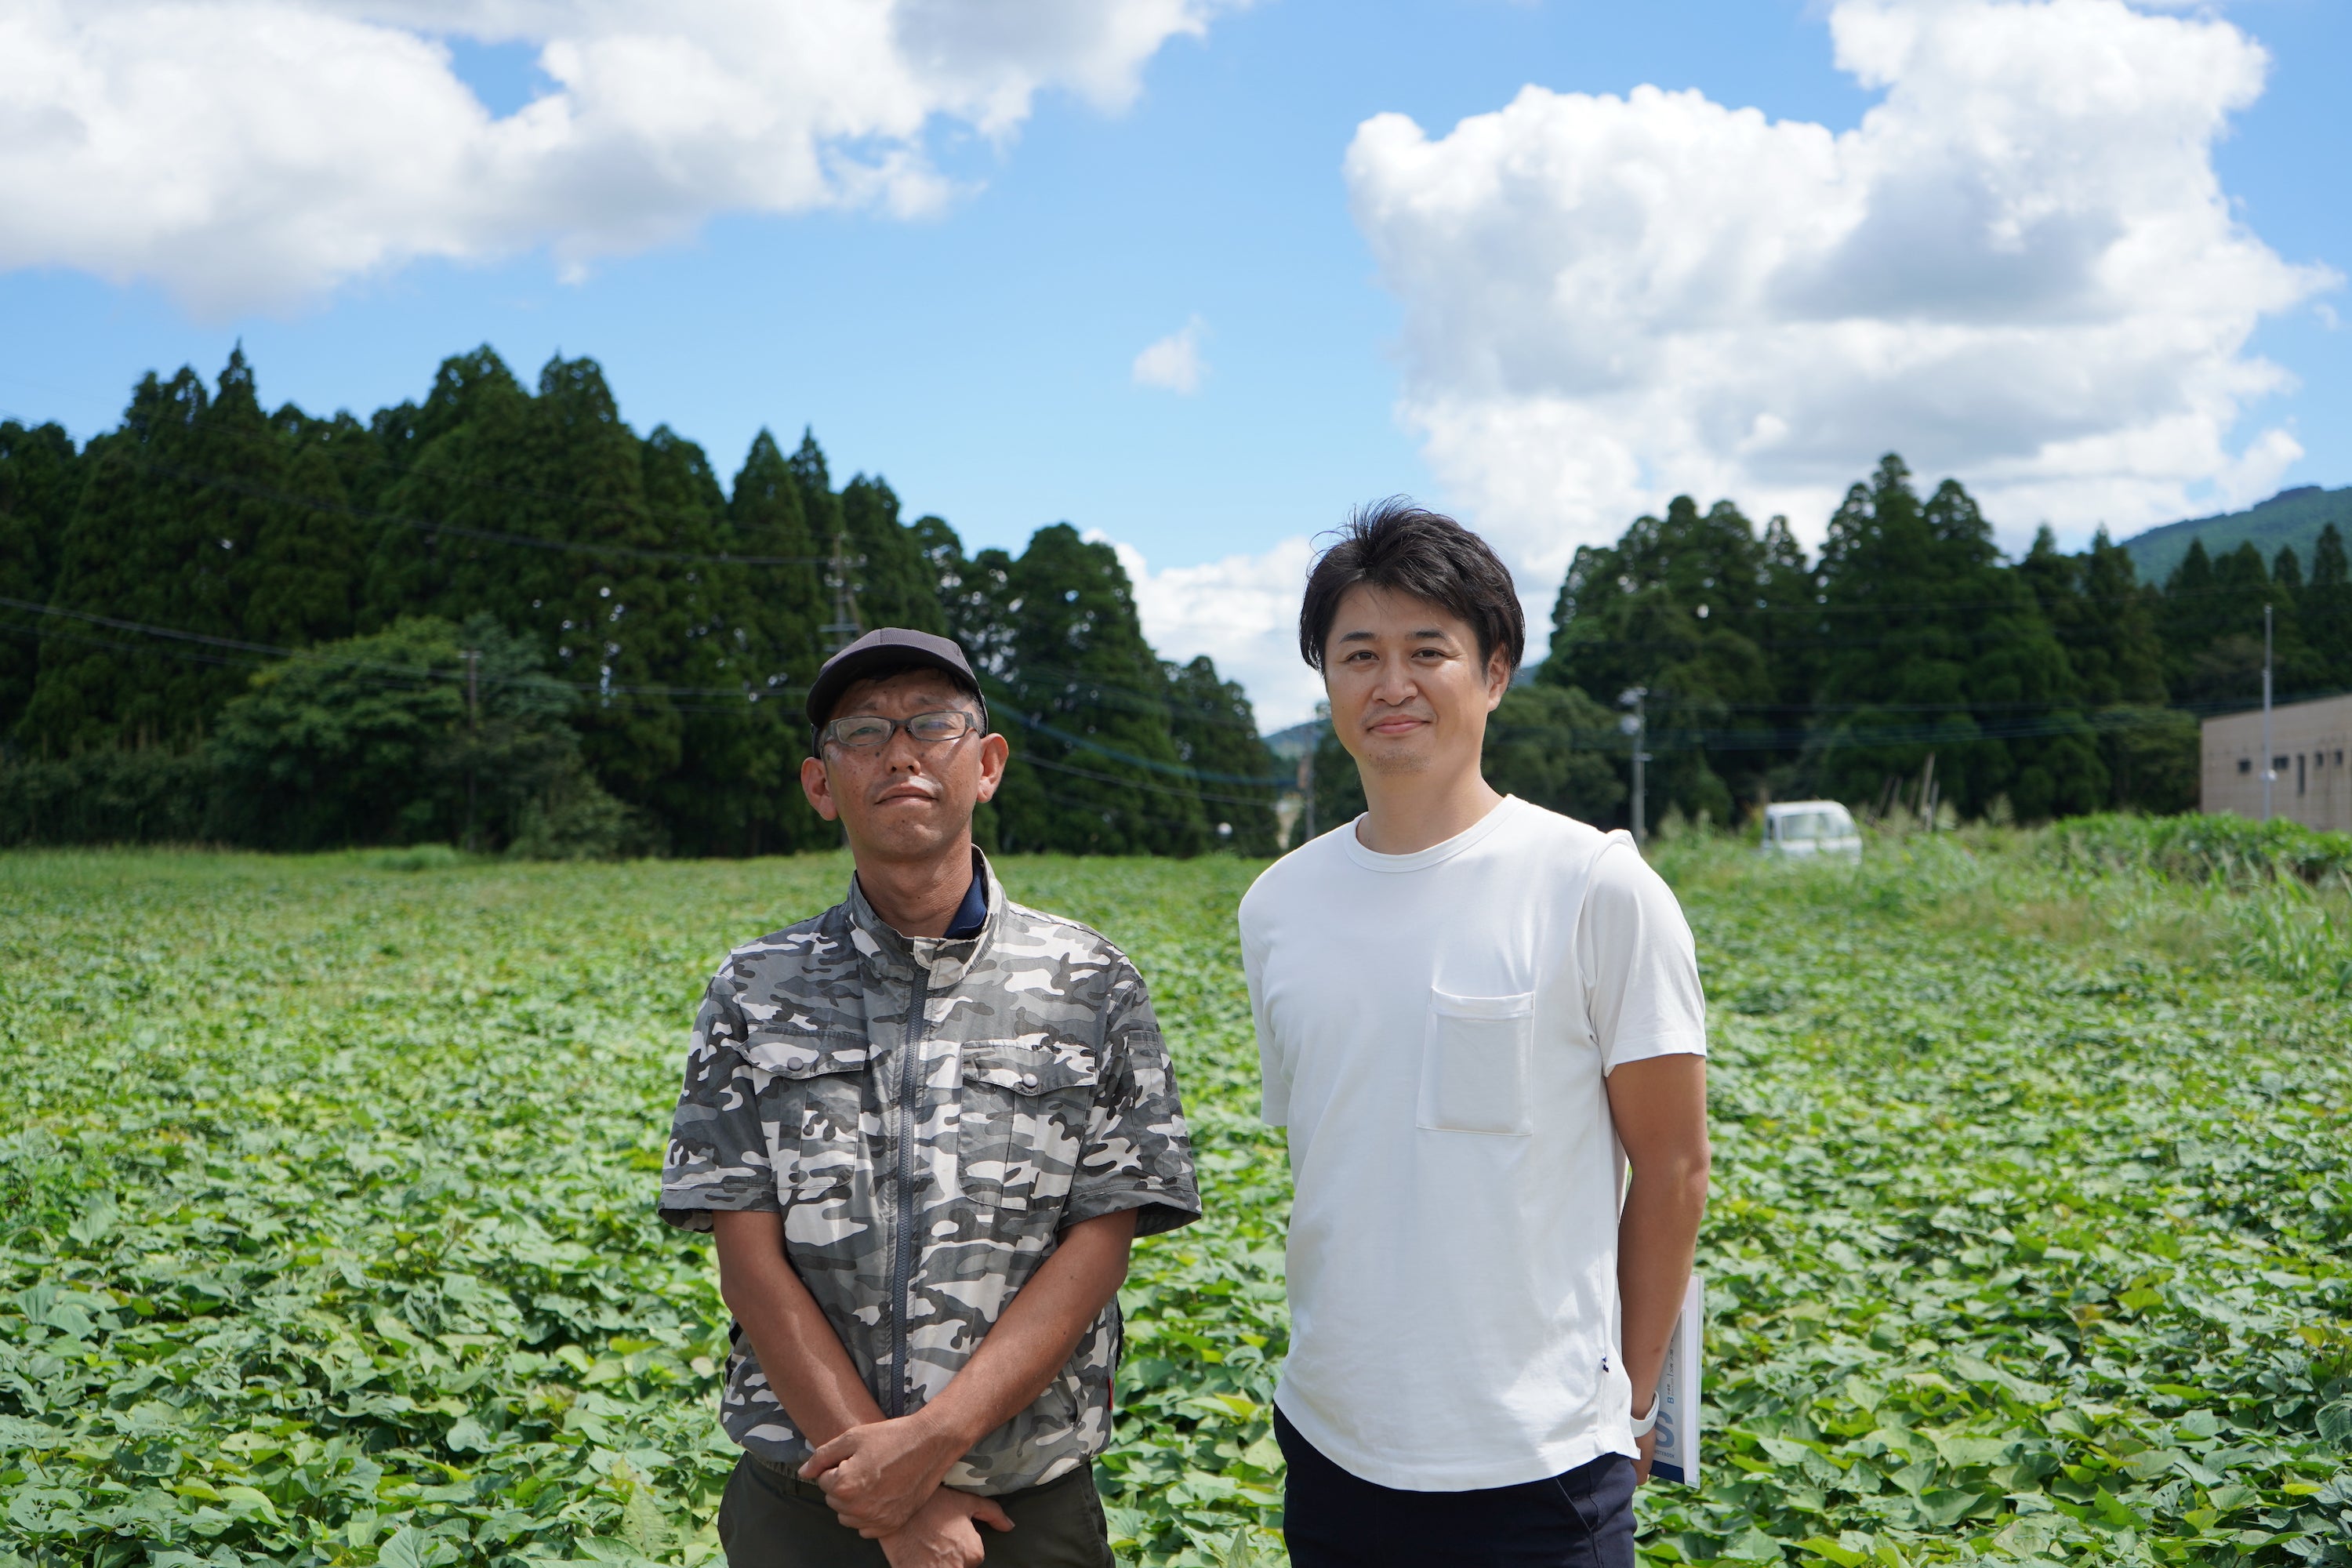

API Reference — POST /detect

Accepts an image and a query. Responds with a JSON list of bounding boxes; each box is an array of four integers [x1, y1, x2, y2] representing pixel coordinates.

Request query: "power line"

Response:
[[1001, 710, 1290, 787], [0, 608, 1291, 809], [0, 597, 807, 709], [20, 394, 2323, 622], [11, 590, 2298, 741], [36, 396, 2308, 731], [33, 423, 1281, 734], [1007, 775, 1276, 837], [0, 593, 294, 660], [10, 593, 2298, 806], [1018, 661, 1272, 734], [0, 619, 807, 721], [1584, 694, 2177, 715], [0, 599, 1298, 788], [1485, 700, 2234, 756], [1549, 567, 2307, 624], [0, 614, 260, 675], [1014, 751, 1279, 810]]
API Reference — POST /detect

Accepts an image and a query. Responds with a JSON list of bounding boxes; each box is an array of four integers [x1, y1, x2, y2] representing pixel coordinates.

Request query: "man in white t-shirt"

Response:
[[1240, 501, 1711, 1566]]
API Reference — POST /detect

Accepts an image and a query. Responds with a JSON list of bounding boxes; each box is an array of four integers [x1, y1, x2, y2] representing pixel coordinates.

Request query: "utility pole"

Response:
[[1298, 728, 1317, 844], [815, 535, 864, 852], [2262, 602, 2274, 822], [463, 648, 481, 854], [820, 532, 862, 655], [1618, 686, 1650, 847]]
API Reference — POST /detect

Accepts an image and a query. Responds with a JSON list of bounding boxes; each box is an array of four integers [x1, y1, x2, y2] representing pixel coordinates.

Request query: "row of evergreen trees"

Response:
[[1310, 455, 2350, 833], [7, 351, 2339, 854], [0, 350, 1284, 855]]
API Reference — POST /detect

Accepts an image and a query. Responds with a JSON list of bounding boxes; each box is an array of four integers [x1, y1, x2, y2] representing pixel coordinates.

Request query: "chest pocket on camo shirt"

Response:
[[1417, 990, 1535, 1136], [958, 1042, 1098, 1213], [742, 1030, 871, 1206]]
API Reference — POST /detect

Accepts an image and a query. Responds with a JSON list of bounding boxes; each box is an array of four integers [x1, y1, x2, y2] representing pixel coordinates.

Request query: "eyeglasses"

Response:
[[818, 710, 982, 751]]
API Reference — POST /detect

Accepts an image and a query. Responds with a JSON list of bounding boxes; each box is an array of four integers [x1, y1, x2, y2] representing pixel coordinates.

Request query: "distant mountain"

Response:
[[1261, 719, 1323, 764], [2118, 485, 2352, 584]]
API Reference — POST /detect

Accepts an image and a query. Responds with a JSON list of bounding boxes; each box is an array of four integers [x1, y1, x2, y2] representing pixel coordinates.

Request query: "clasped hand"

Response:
[[802, 1413, 1012, 1565], [869, 1488, 1014, 1568]]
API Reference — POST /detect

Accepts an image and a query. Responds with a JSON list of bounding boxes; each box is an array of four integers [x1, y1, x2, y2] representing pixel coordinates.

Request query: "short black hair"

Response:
[[1298, 499, 1525, 673]]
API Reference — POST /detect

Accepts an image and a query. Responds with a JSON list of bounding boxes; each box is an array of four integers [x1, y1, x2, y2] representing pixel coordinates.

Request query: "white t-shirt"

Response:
[[1240, 795, 1706, 1492]]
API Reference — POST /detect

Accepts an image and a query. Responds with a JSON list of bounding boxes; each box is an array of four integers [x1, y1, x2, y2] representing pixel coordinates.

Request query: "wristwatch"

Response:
[[1629, 1399, 1658, 1438]]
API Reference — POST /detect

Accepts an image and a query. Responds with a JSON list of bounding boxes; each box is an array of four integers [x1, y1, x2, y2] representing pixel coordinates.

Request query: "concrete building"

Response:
[[2201, 693, 2352, 831]]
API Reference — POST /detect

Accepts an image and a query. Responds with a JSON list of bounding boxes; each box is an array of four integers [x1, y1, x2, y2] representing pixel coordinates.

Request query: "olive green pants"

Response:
[[717, 1454, 1115, 1568]]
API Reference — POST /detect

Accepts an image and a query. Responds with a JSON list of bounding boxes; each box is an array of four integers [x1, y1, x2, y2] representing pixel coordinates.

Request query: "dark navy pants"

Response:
[[1275, 1406, 1638, 1568]]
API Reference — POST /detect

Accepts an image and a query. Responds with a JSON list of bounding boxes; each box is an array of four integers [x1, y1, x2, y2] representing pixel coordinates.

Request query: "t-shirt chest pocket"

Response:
[[956, 1041, 1098, 1212], [1417, 990, 1536, 1137], [742, 1029, 871, 1203]]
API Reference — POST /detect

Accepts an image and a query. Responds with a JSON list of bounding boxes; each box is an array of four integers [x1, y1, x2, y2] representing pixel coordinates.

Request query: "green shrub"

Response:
[[212, 615, 583, 853], [506, 762, 656, 860], [0, 746, 220, 847], [2048, 811, 2352, 887], [1, 618, 619, 855], [358, 843, 471, 873]]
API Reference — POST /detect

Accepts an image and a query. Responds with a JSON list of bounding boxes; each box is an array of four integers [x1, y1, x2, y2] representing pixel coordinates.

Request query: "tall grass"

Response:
[[2046, 811, 2352, 889], [1650, 814, 2352, 1001]]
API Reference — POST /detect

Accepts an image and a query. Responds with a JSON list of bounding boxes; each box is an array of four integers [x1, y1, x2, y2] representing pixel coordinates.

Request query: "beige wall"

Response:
[[2201, 693, 2352, 832]]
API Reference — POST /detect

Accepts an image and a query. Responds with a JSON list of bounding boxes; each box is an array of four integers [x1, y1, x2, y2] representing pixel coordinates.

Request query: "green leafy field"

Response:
[[3, 831, 2348, 1567]]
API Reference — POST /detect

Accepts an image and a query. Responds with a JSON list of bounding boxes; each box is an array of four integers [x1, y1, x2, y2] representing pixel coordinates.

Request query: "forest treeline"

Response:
[[0, 349, 1284, 855], [1316, 454, 2352, 834], [6, 352, 2347, 856]]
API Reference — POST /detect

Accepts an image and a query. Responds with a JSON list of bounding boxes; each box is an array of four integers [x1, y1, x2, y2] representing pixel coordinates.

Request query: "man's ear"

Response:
[[800, 753, 840, 822], [1486, 648, 1513, 711], [974, 732, 1010, 804]]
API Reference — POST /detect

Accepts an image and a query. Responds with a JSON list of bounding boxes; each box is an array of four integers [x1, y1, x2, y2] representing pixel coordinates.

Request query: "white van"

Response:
[[1761, 800, 1861, 859]]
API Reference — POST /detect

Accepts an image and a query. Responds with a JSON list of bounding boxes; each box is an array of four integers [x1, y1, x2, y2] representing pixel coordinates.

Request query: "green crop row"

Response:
[[2, 831, 2347, 1567], [1645, 829, 2351, 1564]]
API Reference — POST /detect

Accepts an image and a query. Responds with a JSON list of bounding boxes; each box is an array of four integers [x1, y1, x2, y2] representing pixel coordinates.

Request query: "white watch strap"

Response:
[[1629, 1399, 1658, 1438]]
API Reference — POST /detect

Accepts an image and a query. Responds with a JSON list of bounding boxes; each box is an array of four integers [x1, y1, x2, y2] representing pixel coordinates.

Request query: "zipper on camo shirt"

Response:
[[885, 969, 931, 1419]]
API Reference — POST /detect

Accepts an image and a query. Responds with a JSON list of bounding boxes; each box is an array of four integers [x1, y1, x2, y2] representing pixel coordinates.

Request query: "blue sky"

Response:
[[2, 0, 2343, 727]]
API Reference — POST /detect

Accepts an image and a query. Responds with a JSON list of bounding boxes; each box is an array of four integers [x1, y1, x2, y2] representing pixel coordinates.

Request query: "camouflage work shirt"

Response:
[[657, 851, 1201, 1495]]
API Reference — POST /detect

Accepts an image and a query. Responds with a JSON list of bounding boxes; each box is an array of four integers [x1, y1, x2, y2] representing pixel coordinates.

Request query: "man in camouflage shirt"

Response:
[[659, 628, 1201, 1568]]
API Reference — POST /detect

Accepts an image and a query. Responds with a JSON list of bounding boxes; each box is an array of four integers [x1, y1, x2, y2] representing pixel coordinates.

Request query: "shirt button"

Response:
[[1021, 1073, 1038, 1088]]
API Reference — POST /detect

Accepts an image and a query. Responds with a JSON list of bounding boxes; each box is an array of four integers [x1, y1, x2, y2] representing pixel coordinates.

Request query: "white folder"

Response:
[[1648, 1272, 1703, 1485]]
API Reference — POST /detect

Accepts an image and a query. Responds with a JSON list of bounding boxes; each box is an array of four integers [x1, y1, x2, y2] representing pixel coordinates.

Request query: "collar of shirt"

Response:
[[943, 864, 988, 939], [845, 848, 998, 987]]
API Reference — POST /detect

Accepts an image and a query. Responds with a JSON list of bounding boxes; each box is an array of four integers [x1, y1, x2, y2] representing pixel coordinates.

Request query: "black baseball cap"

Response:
[[805, 628, 989, 742]]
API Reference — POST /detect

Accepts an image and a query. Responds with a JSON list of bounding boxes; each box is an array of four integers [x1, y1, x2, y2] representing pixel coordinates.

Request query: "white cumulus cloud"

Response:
[[1345, 0, 2337, 587], [0, 0, 1231, 314], [1131, 315, 1208, 394], [1117, 535, 1322, 730]]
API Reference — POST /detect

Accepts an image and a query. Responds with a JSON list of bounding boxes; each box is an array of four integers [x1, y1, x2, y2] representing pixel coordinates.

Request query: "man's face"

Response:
[[1323, 585, 1510, 780], [799, 670, 1008, 864]]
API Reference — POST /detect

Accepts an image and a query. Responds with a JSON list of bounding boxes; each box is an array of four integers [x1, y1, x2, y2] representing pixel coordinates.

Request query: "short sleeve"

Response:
[[1577, 840, 1708, 1073], [1243, 927, 1289, 1127], [1065, 960, 1203, 1237], [655, 977, 785, 1232]]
